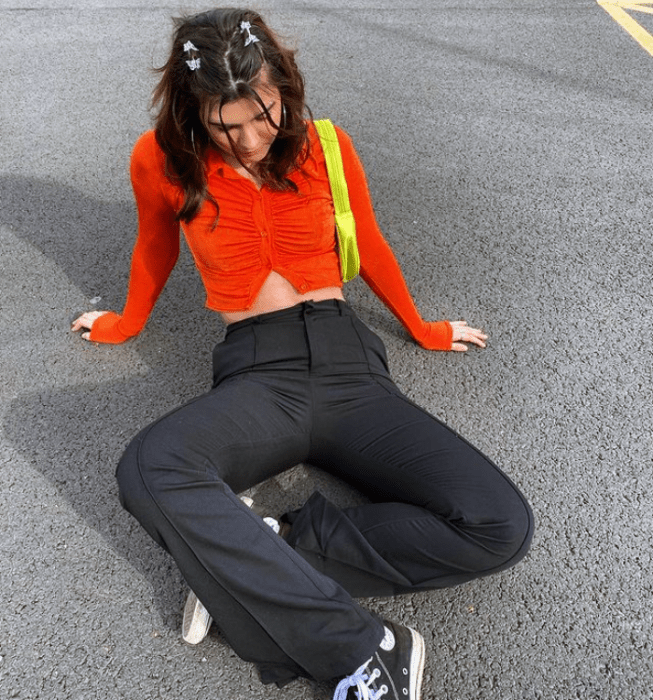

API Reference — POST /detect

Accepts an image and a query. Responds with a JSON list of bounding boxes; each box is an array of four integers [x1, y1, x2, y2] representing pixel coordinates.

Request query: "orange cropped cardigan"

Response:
[[89, 123, 452, 350]]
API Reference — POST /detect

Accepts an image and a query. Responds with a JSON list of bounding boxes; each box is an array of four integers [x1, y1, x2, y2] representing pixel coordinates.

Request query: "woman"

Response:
[[72, 9, 533, 700]]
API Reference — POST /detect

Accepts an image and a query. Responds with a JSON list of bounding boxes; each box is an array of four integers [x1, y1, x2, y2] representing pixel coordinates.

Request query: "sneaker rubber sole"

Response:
[[405, 625, 425, 700], [182, 590, 212, 645]]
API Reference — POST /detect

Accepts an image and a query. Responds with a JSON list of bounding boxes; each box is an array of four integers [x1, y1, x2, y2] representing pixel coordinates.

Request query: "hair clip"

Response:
[[183, 40, 200, 70], [240, 21, 260, 47]]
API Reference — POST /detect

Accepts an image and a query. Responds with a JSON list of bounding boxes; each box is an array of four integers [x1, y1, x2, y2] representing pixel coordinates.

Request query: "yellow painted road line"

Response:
[[597, 1, 653, 56], [619, 3, 653, 15]]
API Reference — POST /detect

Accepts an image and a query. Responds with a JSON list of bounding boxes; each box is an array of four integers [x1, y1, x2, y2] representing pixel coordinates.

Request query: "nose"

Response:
[[236, 124, 260, 153]]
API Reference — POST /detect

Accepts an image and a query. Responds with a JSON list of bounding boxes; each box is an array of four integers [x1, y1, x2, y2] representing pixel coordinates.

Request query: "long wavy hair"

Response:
[[152, 8, 309, 223]]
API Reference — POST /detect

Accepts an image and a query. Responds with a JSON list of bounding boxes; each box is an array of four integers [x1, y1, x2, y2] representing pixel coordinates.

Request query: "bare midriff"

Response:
[[219, 270, 345, 324]]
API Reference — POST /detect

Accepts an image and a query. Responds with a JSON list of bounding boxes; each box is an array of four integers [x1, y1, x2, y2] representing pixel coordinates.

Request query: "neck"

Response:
[[221, 153, 261, 185]]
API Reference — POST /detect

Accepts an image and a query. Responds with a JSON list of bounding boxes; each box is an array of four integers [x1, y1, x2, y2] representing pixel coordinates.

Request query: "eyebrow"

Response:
[[210, 100, 276, 129]]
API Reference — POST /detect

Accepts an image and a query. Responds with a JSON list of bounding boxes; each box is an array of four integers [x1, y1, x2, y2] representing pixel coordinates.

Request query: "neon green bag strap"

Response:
[[314, 119, 360, 282]]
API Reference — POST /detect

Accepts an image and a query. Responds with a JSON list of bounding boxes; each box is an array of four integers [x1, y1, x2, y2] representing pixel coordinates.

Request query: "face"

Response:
[[206, 78, 282, 169]]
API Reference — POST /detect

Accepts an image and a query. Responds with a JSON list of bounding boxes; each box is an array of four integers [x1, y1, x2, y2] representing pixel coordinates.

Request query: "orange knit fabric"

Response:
[[90, 123, 452, 350]]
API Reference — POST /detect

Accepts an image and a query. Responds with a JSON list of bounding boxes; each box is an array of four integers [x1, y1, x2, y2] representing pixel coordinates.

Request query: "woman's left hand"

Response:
[[450, 321, 487, 352]]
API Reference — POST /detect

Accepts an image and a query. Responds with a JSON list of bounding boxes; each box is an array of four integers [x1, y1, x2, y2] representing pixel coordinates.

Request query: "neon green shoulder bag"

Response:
[[314, 119, 360, 282]]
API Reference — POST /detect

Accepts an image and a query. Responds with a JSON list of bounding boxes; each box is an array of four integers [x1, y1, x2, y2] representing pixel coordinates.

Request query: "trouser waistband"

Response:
[[225, 299, 352, 335], [213, 299, 389, 386]]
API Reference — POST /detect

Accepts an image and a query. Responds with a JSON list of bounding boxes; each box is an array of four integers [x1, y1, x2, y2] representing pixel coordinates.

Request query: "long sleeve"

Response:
[[89, 132, 180, 343], [335, 127, 452, 351]]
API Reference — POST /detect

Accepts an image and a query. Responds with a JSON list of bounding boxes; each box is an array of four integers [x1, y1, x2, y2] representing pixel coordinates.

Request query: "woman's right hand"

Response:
[[71, 311, 111, 341]]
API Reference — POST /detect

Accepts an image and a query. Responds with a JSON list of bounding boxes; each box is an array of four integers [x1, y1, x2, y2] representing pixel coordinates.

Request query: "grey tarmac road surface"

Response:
[[1, 1, 652, 698]]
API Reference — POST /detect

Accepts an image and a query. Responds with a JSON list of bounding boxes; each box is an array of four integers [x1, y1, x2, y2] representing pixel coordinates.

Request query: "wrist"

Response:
[[88, 312, 133, 344], [415, 320, 453, 351]]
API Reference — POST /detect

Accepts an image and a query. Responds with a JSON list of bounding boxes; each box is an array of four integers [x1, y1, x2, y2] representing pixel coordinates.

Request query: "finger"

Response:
[[450, 342, 468, 352], [454, 324, 485, 334], [454, 328, 487, 344], [457, 332, 486, 348], [466, 328, 487, 339], [72, 310, 107, 331], [82, 332, 91, 341], [72, 312, 92, 327]]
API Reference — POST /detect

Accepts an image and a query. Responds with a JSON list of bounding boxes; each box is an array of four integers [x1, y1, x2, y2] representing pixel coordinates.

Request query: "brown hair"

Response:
[[152, 8, 309, 223]]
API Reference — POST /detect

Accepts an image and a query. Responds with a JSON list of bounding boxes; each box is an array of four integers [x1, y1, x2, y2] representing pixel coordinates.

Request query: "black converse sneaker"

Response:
[[332, 621, 425, 700], [181, 496, 286, 645]]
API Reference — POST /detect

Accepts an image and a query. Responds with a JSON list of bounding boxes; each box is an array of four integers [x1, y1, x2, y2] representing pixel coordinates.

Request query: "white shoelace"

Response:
[[333, 660, 387, 700]]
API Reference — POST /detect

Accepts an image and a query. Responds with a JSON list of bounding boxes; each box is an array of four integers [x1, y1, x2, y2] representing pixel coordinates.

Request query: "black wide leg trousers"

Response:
[[116, 299, 533, 686]]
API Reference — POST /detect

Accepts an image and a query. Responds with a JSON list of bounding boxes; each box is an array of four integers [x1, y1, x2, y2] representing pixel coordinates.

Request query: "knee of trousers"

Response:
[[115, 421, 214, 542], [116, 430, 148, 507], [114, 431, 165, 547], [486, 495, 535, 572]]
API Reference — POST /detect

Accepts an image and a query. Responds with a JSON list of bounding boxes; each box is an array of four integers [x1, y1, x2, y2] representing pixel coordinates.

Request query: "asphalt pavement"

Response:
[[1, 1, 652, 698]]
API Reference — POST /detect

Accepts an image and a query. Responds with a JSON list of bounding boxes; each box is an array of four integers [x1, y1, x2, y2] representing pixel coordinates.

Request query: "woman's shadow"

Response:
[[1, 173, 221, 624]]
